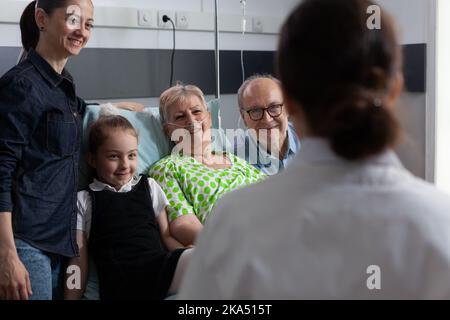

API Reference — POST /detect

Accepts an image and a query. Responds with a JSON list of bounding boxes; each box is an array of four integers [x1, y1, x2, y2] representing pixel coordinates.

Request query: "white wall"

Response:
[[0, 0, 297, 50], [433, 0, 450, 192], [0, 0, 430, 50], [377, 0, 428, 44], [0, 0, 300, 132], [0, 0, 300, 128]]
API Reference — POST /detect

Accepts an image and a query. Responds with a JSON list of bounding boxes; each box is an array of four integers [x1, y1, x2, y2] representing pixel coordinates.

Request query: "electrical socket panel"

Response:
[[132, 8, 280, 33], [176, 11, 189, 29], [252, 17, 264, 33], [158, 10, 175, 28], [138, 10, 153, 27]]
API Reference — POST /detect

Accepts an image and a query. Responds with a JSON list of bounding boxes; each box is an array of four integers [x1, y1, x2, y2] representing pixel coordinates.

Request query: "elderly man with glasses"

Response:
[[235, 74, 301, 175]]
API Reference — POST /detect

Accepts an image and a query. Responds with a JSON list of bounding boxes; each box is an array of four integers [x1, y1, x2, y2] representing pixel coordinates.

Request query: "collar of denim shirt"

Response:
[[247, 121, 300, 162], [28, 48, 74, 88]]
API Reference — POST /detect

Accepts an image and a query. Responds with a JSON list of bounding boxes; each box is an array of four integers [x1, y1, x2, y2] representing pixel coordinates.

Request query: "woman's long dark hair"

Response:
[[20, 0, 71, 52], [277, 0, 402, 160]]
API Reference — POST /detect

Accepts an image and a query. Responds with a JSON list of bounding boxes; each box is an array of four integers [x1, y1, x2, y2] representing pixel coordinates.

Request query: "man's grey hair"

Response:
[[237, 74, 281, 109]]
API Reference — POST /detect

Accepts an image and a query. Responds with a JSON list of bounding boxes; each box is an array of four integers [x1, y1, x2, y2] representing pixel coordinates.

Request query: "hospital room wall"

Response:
[[93, 0, 431, 180], [0, 0, 299, 111], [0, 0, 433, 181]]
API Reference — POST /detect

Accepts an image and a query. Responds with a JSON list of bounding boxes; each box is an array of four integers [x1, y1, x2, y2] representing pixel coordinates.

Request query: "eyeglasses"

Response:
[[243, 103, 284, 121]]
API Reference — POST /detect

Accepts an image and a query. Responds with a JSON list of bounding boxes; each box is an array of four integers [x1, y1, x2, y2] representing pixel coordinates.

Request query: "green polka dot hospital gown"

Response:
[[149, 152, 266, 223]]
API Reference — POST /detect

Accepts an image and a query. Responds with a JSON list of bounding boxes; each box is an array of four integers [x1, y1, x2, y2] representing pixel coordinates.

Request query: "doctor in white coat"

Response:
[[178, 0, 450, 299]]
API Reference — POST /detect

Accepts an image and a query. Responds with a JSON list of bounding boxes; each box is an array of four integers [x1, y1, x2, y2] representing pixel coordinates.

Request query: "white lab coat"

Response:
[[178, 138, 450, 299]]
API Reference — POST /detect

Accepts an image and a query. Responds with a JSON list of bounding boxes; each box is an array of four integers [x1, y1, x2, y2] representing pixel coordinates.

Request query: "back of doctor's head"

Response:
[[277, 0, 402, 161]]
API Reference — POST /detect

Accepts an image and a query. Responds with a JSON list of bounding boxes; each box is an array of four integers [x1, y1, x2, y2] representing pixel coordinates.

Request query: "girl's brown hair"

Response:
[[88, 115, 138, 155]]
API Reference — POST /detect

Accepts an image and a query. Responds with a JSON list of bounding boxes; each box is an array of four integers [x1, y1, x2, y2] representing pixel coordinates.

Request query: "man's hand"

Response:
[[113, 102, 145, 112]]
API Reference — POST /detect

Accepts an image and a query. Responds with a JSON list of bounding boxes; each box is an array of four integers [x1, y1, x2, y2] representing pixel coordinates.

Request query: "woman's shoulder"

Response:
[[152, 153, 193, 167], [1, 58, 38, 81], [224, 151, 248, 163], [151, 154, 178, 166], [148, 154, 183, 175], [0, 64, 43, 107], [0, 64, 35, 90], [225, 152, 265, 175]]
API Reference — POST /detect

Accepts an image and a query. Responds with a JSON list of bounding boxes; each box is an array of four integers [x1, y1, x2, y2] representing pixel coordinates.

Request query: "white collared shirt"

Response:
[[179, 138, 450, 299], [77, 176, 169, 239]]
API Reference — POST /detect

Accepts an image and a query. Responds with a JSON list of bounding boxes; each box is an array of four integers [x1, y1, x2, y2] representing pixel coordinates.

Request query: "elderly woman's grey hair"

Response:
[[237, 74, 281, 109], [159, 84, 208, 125]]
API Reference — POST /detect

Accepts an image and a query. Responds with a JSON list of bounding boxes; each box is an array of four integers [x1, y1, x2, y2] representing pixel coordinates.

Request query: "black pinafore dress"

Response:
[[88, 176, 185, 300]]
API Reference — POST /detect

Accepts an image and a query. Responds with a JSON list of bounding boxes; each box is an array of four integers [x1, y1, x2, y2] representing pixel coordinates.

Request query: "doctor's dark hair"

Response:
[[277, 0, 402, 160], [88, 115, 139, 155]]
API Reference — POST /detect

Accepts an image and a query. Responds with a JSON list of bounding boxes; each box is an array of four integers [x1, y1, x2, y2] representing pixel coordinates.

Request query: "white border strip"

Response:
[[425, 0, 437, 183]]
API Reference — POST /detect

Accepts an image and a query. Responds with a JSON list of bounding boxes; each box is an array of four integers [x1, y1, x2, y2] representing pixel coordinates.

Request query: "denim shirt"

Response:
[[0, 49, 86, 257], [234, 122, 301, 175]]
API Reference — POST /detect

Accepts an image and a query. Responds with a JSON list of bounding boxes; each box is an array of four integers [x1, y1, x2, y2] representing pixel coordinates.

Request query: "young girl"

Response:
[[65, 115, 192, 300]]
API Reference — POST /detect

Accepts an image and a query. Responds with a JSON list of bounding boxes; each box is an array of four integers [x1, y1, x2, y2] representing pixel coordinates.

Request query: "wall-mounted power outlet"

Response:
[[252, 17, 264, 33], [158, 10, 174, 28], [138, 10, 152, 27], [176, 11, 189, 29]]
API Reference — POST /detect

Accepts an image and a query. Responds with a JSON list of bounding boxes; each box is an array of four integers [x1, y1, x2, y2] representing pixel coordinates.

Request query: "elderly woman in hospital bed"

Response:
[[148, 84, 265, 247]]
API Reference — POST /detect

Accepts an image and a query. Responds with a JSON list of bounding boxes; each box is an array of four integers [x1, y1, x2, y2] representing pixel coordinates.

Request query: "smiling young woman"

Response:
[[22, 0, 94, 73], [0, 0, 95, 300]]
